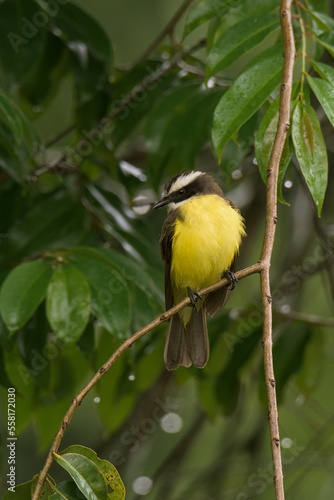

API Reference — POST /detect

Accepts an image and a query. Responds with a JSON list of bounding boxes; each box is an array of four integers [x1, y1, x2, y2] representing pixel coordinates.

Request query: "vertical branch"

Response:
[[260, 1, 295, 499]]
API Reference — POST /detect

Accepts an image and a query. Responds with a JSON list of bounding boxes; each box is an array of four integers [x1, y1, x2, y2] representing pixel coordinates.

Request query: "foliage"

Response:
[[0, 0, 333, 499]]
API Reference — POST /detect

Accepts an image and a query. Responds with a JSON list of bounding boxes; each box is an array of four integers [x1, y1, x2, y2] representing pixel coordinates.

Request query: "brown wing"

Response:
[[159, 210, 178, 310], [205, 254, 238, 318]]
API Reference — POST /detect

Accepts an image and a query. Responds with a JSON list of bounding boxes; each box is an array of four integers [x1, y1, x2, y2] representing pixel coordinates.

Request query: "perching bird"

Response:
[[154, 171, 246, 370]]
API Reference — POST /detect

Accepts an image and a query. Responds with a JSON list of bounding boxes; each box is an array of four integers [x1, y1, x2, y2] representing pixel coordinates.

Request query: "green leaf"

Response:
[[69, 47, 111, 130], [48, 480, 85, 500], [2, 478, 32, 499], [20, 32, 67, 112], [210, 0, 280, 47], [69, 259, 130, 339], [310, 60, 334, 87], [2, 475, 55, 499], [215, 325, 263, 414], [306, 10, 334, 32], [46, 264, 91, 344], [295, 328, 324, 396], [0, 260, 52, 333], [68, 246, 163, 304], [255, 96, 295, 204], [0, 90, 39, 183], [170, 87, 223, 168], [17, 305, 50, 389], [111, 60, 176, 149], [54, 452, 108, 500], [292, 100, 328, 216], [183, 0, 230, 39], [259, 324, 312, 404], [0, 0, 47, 92], [212, 44, 283, 159], [146, 83, 200, 184], [146, 84, 223, 186], [276, 137, 294, 205], [0, 347, 13, 388], [41, 0, 113, 129], [206, 14, 279, 80], [255, 83, 298, 184], [43, 1, 112, 69], [306, 0, 327, 12], [0, 191, 89, 271], [95, 330, 134, 434], [316, 31, 334, 57], [261, 114, 293, 203], [307, 75, 334, 126], [60, 446, 126, 499], [255, 95, 280, 183]]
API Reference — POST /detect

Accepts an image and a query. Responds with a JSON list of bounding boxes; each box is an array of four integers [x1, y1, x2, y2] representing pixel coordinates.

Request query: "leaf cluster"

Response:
[[0, 0, 333, 498]]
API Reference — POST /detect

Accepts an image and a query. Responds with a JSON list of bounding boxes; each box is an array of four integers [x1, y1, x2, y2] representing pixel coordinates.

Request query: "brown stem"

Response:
[[31, 38, 206, 179], [275, 310, 334, 327], [138, 0, 195, 61], [31, 263, 261, 500], [259, 1, 295, 499], [44, 125, 75, 149]]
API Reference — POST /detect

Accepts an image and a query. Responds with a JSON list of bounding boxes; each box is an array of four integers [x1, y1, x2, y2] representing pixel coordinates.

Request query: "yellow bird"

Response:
[[154, 171, 246, 370]]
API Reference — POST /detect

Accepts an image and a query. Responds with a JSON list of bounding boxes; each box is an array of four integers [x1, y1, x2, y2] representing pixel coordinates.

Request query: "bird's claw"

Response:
[[187, 287, 202, 308], [223, 269, 238, 290]]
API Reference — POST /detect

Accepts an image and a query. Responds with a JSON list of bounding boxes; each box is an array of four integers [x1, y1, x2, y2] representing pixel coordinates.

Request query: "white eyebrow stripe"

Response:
[[168, 171, 204, 193]]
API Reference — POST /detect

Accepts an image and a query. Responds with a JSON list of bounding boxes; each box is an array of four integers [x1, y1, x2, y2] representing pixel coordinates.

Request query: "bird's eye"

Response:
[[178, 188, 185, 195]]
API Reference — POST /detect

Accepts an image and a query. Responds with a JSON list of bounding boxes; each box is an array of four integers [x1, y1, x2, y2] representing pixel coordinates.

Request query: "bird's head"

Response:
[[153, 170, 222, 211]]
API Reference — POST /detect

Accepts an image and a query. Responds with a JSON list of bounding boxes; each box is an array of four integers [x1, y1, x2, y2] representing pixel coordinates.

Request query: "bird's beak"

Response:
[[153, 195, 171, 210]]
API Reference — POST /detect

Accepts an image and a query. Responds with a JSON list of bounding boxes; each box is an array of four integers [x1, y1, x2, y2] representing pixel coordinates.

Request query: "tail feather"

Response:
[[164, 308, 209, 370], [185, 308, 209, 368], [164, 314, 191, 370]]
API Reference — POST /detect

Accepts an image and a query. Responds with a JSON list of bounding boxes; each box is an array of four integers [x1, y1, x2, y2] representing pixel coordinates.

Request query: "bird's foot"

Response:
[[223, 269, 238, 290], [187, 287, 202, 308]]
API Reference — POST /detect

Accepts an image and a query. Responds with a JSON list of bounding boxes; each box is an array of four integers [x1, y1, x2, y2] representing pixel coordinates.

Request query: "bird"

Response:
[[154, 170, 246, 370]]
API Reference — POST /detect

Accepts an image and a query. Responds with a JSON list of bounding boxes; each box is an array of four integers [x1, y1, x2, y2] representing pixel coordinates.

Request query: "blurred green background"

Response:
[[0, 0, 334, 499]]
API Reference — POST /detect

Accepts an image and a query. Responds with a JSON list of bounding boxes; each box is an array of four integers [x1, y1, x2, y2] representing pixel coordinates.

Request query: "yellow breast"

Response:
[[171, 195, 245, 292]]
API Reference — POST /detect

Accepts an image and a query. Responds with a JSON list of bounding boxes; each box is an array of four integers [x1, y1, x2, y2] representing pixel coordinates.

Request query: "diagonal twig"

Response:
[[31, 38, 206, 179], [137, 0, 195, 62], [31, 263, 261, 500]]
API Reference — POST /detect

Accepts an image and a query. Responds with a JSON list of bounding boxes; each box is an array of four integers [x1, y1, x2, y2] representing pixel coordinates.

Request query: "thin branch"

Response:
[[259, 1, 295, 499], [275, 310, 334, 327], [44, 125, 75, 149], [132, 412, 206, 500], [233, 307, 334, 328], [31, 38, 206, 179], [31, 262, 261, 500], [138, 0, 195, 61], [313, 218, 334, 305], [177, 59, 232, 87], [34, 1, 195, 159]]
